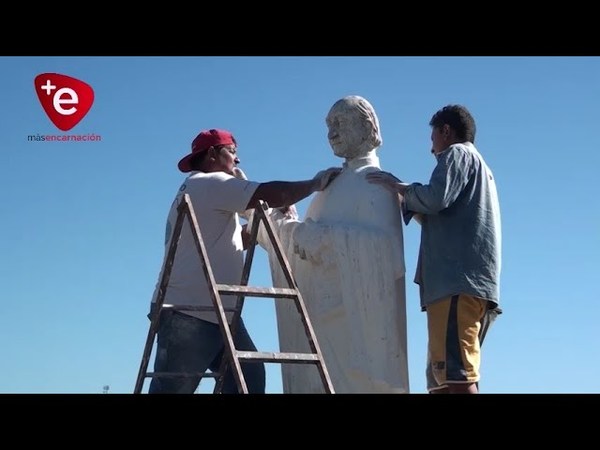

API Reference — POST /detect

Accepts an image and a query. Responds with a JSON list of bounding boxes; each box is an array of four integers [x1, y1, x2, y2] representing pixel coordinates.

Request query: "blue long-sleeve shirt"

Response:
[[403, 142, 502, 310]]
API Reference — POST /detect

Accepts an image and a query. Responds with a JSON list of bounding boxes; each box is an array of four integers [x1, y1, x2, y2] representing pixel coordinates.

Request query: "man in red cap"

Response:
[[148, 128, 341, 394]]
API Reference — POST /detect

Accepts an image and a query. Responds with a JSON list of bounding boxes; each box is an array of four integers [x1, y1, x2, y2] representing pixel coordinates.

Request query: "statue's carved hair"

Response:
[[335, 95, 382, 149]]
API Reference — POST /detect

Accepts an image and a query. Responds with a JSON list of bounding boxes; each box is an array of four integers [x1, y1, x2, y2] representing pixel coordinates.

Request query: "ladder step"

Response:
[[146, 371, 219, 379], [217, 284, 299, 298], [235, 350, 320, 364], [163, 304, 239, 312]]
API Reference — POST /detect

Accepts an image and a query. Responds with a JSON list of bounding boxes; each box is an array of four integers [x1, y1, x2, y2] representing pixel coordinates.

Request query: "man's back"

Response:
[[416, 142, 501, 309], [152, 171, 259, 323]]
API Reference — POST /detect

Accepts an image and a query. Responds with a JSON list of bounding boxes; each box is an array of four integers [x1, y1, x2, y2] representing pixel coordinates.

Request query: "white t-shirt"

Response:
[[151, 171, 259, 324]]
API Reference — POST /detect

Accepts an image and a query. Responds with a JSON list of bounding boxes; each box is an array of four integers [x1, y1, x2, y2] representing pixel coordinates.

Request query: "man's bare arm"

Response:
[[245, 167, 341, 210]]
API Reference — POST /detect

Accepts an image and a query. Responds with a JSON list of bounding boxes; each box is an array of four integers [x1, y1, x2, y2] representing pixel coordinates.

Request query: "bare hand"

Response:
[[232, 167, 248, 180], [313, 167, 342, 191], [366, 171, 409, 195], [278, 204, 299, 220]]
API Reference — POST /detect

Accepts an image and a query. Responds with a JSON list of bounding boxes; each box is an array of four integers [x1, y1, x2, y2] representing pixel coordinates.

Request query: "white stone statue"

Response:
[[252, 95, 409, 393]]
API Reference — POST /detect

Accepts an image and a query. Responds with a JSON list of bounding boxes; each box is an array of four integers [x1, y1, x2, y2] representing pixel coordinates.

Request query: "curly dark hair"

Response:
[[429, 104, 476, 144]]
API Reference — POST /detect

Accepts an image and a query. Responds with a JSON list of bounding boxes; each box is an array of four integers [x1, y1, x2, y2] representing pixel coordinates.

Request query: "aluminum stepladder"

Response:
[[134, 193, 335, 394]]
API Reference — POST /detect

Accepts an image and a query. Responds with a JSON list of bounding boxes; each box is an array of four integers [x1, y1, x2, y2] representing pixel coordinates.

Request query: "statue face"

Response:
[[326, 104, 371, 159]]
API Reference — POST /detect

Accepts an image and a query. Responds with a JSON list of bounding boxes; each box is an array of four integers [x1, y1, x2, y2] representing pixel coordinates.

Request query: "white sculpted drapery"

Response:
[[253, 153, 409, 393]]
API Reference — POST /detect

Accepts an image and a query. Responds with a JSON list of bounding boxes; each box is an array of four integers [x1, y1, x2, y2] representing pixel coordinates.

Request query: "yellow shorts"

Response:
[[426, 294, 497, 392]]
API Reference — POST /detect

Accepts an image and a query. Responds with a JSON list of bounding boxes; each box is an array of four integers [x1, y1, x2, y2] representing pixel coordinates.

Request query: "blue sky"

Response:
[[1, 56, 598, 394]]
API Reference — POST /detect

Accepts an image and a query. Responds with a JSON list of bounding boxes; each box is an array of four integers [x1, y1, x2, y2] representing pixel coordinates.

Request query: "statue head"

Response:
[[325, 95, 382, 160]]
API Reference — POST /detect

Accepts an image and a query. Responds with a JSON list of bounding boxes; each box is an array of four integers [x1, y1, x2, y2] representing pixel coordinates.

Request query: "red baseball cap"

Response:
[[177, 128, 237, 173]]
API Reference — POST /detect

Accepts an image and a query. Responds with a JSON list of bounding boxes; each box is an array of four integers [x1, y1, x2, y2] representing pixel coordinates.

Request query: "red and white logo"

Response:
[[34, 73, 94, 132]]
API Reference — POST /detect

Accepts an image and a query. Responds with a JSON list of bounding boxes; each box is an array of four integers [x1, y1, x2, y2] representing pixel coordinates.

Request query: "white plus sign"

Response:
[[41, 79, 56, 95]]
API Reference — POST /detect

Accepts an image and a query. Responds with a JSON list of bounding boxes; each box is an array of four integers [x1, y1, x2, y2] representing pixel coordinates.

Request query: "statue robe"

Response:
[[253, 154, 409, 393]]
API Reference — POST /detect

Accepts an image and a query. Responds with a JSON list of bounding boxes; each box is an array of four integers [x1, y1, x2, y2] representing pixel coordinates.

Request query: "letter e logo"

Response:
[[34, 73, 95, 132]]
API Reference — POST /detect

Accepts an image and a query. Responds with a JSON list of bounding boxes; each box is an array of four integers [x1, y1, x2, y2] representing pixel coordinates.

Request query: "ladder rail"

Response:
[[133, 200, 188, 394], [183, 194, 250, 394], [212, 201, 263, 393]]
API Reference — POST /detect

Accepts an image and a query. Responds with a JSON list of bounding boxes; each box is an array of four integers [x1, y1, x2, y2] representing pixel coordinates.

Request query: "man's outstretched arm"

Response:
[[245, 167, 341, 210]]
